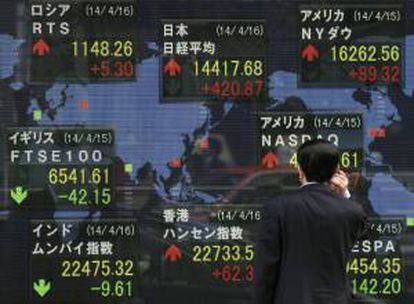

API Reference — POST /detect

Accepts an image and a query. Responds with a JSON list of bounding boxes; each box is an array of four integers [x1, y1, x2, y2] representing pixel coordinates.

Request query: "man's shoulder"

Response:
[[263, 189, 304, 211], [344, 197, 367, 220], [265, 187, 364, 212]]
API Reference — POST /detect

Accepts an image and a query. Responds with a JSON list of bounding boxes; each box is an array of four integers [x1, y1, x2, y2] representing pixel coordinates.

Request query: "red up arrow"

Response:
[[301, 44, 319, 62], [32, 38, 51, 56], [262, 151, 278, 169], [164, 58, 182, 76], [164, 244, 182, 262]]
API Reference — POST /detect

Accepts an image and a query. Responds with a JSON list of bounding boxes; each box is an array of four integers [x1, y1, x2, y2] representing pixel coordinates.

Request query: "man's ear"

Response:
[[297, 165, 306, 184], [296, 165, 301, 176]]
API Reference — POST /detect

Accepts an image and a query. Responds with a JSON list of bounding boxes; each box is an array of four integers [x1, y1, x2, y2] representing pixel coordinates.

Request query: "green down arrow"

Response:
[[33, 279, 52, 298], [10, 186, 28, 205]]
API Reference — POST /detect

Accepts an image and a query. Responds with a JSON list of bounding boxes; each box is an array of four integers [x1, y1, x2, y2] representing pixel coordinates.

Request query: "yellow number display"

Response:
[[193, 59, 264, 77], [72, 40, 133, 57], [331, 45, 400, 63], [61, 260, 134, 278], [192, 245, 254, 263]]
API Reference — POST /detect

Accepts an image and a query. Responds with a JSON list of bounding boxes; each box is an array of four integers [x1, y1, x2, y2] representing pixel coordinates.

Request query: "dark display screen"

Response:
[[0, 0, 413, 303]]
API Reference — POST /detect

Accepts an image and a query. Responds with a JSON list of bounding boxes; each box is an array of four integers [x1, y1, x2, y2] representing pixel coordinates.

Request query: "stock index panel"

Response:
[[0, 0, 413, 303]]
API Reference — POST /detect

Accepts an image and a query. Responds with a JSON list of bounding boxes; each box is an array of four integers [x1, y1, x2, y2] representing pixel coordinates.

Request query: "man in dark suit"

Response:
[[254, 139, 366, 304]]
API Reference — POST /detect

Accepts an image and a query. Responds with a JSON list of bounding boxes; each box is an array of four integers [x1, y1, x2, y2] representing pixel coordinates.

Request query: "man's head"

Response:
[[296, 139, 339, 184]]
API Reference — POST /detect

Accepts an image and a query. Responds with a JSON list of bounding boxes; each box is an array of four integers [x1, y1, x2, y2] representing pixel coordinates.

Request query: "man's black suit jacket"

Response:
[[254, 183, 366, 304]]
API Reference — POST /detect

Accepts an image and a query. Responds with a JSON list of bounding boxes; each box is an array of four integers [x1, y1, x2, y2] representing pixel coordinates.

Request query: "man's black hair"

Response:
[[297, 139, 339, 183]]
